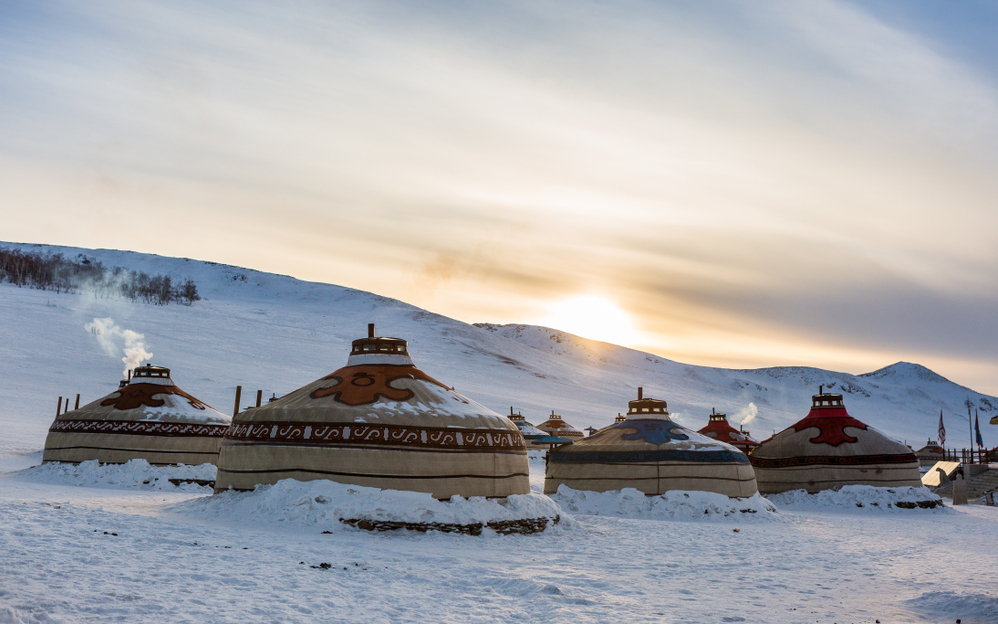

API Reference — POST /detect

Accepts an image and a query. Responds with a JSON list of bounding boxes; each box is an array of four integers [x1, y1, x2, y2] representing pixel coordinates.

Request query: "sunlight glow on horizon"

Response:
[[533, 294, 644, 347]]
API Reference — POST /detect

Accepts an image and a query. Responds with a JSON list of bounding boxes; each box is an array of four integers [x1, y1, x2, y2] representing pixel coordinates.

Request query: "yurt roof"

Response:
[[538, 411, 582, 434], [52, 364, 229, 425], [507, 409, 546, 437], [750, 388, 915, 460], [915, 439, 944, 454], [226, 326, 518, 432], [697, 409, 759, 447], [513, 420, 546, 438]]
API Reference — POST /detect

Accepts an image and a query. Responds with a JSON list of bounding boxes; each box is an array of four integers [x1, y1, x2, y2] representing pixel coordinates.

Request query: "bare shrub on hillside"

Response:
[[0, 247, 200, 305]]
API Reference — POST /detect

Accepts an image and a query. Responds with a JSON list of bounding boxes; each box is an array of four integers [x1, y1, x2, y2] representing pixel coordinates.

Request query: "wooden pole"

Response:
[[256, 389, 262, 408], [233, 385, 242, 417], [75, 394, 80, 410], [56, 397, 62, 416]]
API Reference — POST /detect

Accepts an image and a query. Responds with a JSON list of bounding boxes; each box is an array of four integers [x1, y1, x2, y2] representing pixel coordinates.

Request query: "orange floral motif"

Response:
[[310, 365, 450, 406], [100, 383, 209, 411]]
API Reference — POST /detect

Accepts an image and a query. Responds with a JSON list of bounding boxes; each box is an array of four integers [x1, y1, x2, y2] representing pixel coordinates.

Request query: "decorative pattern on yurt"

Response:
[[43, 365, 230, 465], [214, 325, 530, 498]]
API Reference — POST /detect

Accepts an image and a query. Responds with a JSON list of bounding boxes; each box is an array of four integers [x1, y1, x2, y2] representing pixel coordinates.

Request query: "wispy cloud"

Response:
[[2, 0, 997, 390]]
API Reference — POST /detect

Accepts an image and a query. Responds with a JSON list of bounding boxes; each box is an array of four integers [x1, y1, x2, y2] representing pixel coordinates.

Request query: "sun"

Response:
[[535, 294, 642, 346]]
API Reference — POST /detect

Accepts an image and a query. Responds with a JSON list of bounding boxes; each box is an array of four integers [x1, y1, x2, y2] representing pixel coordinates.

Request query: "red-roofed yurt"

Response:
[[750, 388, 921, 494], [698, 409, 759, 455]]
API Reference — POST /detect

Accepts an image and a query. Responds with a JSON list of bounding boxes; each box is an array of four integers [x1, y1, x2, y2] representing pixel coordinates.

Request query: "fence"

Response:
[[940, 447, 998, 464]]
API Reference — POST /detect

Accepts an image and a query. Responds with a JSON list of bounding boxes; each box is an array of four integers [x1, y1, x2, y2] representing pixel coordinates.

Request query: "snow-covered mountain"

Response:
[[1, 241, 993, 465]]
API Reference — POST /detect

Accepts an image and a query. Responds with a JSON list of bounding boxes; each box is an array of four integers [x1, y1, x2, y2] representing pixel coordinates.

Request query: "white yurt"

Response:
[[544, 389, 758, 497], [749, 388, 921, 494], [214, 325, 529, 498], [533, 411, 584, 448], [698, 409, 760, 455], [507, 409, 547, 445], [43, 365, 230, 465]]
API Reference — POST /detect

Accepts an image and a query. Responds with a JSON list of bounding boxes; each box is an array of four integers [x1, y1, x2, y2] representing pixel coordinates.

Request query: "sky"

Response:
[[1, 0, 997, 394]]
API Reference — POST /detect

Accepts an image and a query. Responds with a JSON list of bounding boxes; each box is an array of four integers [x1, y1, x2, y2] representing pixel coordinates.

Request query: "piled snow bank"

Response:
[[549, 485, 779, 521], [768, 485, 948, 512], [15, 459, 216, 491], [176, 478, 565, 535]]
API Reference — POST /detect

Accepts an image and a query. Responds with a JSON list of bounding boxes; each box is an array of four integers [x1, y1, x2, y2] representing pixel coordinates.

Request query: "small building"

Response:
[[544, 388, 757, 497], [43, 365, 230, 465], [749, 387, 921, 494], [698, 409, 760, 455]]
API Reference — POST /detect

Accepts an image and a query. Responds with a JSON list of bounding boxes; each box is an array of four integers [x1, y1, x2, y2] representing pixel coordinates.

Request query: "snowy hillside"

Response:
[[4, 242, 998, 624], [1, 241, 993, 471]]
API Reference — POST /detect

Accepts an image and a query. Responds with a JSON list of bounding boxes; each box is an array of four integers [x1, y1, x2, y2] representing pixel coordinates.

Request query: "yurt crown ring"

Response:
[[350, 337, 408, 355], [812, 385, 845, 408], [132, 365, 171, 378]]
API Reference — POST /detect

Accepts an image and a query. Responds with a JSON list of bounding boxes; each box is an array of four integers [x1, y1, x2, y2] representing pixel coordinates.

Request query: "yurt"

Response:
[[214, 325, 529, 498], [507, 409, 547, 445], [914, 439, 945, 467], [698, 409, 760, 455], [43, 365, 230, 465], [749, 387, 921, 494], [544, 388, 757, 497], [533, 411, 584, 448]]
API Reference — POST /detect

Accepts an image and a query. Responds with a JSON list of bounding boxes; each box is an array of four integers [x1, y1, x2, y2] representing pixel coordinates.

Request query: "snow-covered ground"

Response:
[[3, 243, 998, 622], [2, 457, 998, 623]]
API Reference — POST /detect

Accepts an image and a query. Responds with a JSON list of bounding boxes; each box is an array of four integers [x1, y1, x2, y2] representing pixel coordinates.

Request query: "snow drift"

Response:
[[175, 478, 565, 535], [549, 485, 780, 521], [767, 485, 948, 511], [16, 459, 216, 491]]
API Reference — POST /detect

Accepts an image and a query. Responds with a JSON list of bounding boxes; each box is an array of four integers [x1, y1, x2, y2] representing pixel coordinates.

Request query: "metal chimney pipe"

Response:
[[368, 323, 375, 338], [638, 387, 643, 400], [128, 370, 131, 382], [57, 397, 62, 416], [75, 394, 80, 410], [256, 389, 262, 408]]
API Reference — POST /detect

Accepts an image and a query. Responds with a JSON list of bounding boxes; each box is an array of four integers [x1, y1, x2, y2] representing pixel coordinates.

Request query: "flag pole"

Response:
[[966, 399, 974, 464]]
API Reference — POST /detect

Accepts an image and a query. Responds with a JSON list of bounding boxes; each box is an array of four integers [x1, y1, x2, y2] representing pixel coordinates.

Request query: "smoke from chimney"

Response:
[[735, 402, 759, 426], [85, 317, 153, 376]]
